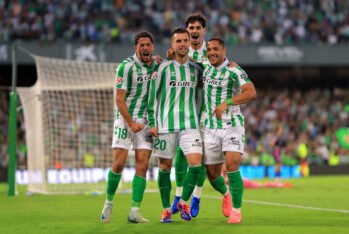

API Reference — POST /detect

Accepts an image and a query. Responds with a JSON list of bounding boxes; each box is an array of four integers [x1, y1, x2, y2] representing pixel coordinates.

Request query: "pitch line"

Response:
[[202, 194, 349, 214]]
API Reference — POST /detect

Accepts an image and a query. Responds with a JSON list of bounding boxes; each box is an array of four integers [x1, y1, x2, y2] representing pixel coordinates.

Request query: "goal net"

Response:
[[17, 55, 117, 194]]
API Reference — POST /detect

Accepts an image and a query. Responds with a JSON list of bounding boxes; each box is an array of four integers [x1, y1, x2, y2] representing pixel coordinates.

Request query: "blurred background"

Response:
[[1, 0, 349, 183]]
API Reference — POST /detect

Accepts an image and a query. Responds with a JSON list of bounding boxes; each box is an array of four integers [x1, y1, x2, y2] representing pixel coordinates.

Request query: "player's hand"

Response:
[[149, 127, 159, 137], [166, 48, 175, 60], [152, 55, 163, 64], [212, 102, 228, 119], [228, 61, 238, 67], [128, 121, 144, 133]]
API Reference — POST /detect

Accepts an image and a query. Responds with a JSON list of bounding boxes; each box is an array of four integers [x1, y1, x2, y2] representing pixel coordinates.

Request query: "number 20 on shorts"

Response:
[[154, 139, 166, 150]]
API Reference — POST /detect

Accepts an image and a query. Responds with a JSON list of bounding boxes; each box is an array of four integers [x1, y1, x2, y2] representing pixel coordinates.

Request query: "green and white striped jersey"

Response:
[[189, 41, 207, 124], [148, 59, 202, 133], [114, 54, 156, 119], [202, 59, 251, 129], [188, 41, 208, 62]]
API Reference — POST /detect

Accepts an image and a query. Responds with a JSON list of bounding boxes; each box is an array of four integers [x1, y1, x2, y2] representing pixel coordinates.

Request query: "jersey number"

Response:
[[117, 128, 127, 139], [154, 139, 166, 150]]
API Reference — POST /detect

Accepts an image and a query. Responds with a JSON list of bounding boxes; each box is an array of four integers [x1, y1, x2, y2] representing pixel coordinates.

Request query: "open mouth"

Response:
[[191, 34, 199, 40], [142, 51, 150, 58]]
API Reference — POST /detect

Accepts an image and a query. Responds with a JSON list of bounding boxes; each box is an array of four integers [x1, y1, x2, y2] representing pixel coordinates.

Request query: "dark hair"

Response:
[[171, 27, 190, 39], [185, 13, 207, 28], [207, 37, 225, 47], [134, 31, 154, 45]]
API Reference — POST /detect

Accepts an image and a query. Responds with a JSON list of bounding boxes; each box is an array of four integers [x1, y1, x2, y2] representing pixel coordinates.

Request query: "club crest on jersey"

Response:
[[203, 77, 223, 86], [116, 77, 123, 85], [168, 80, 195, 88]]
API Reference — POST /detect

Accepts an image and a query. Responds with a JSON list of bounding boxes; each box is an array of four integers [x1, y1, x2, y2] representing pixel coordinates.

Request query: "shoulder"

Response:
[[228, 66, 250, 83], [117, 56, 135, 71], [157, 59, 172, 72], [228, 66, 247, 75]]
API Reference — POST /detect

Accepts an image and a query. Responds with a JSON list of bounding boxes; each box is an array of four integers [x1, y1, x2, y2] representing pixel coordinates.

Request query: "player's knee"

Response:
[[226, 163, 240, 172], [159, 163, 171, 171], [112, 164, 124, 173], [206, 168, 219, 181], [207, 172, 218, 181]]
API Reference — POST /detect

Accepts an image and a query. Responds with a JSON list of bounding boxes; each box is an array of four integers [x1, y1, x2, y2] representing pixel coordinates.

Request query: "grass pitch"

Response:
[[1, 176, 348, 234]]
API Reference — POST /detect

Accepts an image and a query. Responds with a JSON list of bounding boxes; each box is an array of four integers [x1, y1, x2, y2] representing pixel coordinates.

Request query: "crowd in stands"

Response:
[[242, 89, 349, 167], [1, 0, 349, 45], [1, 87, 348, 171]]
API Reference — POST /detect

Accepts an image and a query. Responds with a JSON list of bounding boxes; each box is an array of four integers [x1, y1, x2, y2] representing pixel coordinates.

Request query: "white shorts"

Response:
[[203, 126, 245, 165], [153, 129, 203, 159], [111, 118, 153, 150]]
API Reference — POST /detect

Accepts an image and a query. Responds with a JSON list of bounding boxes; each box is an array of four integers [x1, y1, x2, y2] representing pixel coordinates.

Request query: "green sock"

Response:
[[209, 176, 227, 196], [174, 147, 188, 187], [158, 170, 172, 208], [106, 169, 122, 201], [196, 162, 206, 187], [181, 165, 201, 201], [132, 175, 146, 207], [227, 170, 244, 208]]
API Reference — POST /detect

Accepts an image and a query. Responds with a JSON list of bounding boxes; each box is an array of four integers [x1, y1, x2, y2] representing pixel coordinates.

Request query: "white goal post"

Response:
[[18, 55, 117, 194]]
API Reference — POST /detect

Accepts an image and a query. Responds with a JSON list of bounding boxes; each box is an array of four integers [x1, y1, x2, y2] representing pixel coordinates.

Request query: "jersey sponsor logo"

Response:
[[192, 138, 202, 147], [116, 77, 123, 85], [136, 75, 152, 83], [168, 80, 195, 88], [203, 77, 223, 86]]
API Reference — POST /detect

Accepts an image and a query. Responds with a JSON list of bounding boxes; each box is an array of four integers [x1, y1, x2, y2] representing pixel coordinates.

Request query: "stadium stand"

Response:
[[0, 0, 349, 44]]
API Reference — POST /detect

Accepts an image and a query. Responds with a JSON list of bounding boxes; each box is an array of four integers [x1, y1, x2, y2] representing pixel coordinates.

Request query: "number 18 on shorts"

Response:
[[111, 118, 153, 150]]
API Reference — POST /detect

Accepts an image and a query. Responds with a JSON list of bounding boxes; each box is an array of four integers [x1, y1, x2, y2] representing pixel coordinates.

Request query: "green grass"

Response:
[[1, 176, 349, 234]]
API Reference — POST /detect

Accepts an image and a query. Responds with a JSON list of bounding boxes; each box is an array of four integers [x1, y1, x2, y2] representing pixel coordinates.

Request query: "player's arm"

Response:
[[213, 67, 257, 119], [148, 65, 165, 137], [115, 89, 144, 133], [115, 63, 144, 133], [212, 83, 257, 119]]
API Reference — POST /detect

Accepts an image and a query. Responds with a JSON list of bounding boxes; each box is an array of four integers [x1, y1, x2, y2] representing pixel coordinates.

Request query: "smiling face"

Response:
[[134, 37, 154, 64], [207, 40, 226, 67], [171, 32, 190, 58], [187, 21, 206, 48]]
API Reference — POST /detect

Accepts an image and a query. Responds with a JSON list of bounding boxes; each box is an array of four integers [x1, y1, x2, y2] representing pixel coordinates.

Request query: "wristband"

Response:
[[226, 98, 233, 106]]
